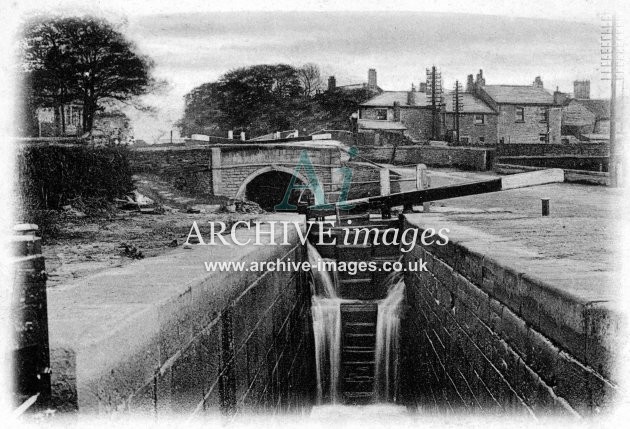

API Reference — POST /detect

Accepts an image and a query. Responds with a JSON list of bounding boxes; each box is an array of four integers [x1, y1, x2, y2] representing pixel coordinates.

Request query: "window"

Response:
[[474, 114, 485, 125], [539, 107, 548, 123], [539, 133, 548, 142], [515, 107, 525, 122], [375, 109, 388, 120], [478, 136, 485, 143], [460, 136, 471, 144]]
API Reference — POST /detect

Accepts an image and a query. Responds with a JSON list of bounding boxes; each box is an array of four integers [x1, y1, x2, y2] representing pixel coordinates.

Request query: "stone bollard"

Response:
[[541, 198, 550, 216], [228, 130, 233, 139], [240, 132, 246, 141]]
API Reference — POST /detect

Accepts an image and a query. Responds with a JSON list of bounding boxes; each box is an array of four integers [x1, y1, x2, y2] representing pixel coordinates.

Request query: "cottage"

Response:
[[442, 91, 497, 145], [472, 71, 562, 144], [36, 104, 83, 137], [358, 87, 434, 142]]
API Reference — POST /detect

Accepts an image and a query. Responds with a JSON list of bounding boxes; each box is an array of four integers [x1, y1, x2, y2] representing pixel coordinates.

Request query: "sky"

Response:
[[5, 0, 624, 142]]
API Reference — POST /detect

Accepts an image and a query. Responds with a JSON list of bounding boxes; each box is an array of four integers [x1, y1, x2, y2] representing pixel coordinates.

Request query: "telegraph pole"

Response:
[[602, 14, 623, 187], [426, 66, 443, 141], [453, 80, 463, 144]]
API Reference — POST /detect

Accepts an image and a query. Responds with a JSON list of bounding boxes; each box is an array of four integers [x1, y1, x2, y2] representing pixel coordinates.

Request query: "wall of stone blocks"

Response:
[[496, 105, 562, 144], [128, 147, 214, 197], [496, 156, 608, 172], [443, 113, 499, 145], [496, 143, 610, 157], [400, 215, 619, 417], [358, 146, 493, 171], [130, 145, 343, 201], [48, 222, 316, 417]]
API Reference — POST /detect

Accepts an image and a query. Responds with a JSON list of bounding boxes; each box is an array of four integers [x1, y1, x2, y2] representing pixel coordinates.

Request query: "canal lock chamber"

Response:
[[306, 216, 407, 407]]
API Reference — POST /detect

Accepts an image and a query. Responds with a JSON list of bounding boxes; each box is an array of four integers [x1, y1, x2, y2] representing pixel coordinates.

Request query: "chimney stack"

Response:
[[475, 69, 485, 86], [573, 80, 590, 99], [533, 76, 544, 89], [328, 76, 336, 92], [419, 82, 427, 93], [368, 68, 377, 91], [393, 101, 401, 121], [466, 74, 475, 92]]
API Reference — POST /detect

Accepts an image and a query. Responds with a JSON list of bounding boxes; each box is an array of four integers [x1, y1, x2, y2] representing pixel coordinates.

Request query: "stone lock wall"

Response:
[[400, 214, 619, 417], [48, 216, 315, 416]]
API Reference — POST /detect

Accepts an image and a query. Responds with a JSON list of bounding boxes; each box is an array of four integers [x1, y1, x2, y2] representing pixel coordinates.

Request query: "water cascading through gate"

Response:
[[373, 277, 405, 402], [307, 241, 405, 405], [308, 242, 343, 404]]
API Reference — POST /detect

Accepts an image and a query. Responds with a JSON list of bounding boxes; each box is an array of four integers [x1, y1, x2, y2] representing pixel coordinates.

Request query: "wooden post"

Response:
[[416, 163, 431, 212], [380, 168, 391, 196], [211, 147, 222, 196]]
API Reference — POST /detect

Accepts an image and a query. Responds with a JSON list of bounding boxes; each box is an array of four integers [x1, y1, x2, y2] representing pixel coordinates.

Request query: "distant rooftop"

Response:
[[575, 99, 610, 120], [482, 85, 555, 105], [360, 91, 430, 107], [338, 83, 383, 92]]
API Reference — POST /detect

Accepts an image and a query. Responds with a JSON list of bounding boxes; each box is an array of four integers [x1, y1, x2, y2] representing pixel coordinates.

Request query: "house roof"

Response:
[[562, 100, 596, 127], [360, 91, 430, 107], [443, 91, 496, 114], [338, 83, 383, 92], [357, 119, 407, 131], [482, 85, 555, 105], [575, 99, 610, 120]]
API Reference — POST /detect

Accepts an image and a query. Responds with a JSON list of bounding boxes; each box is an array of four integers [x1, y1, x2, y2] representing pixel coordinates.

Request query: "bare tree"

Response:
[[298, 63, 323, 97]]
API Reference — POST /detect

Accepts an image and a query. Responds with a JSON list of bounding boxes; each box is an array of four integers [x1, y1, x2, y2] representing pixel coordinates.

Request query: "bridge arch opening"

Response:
[[236, 167, 310, 211]]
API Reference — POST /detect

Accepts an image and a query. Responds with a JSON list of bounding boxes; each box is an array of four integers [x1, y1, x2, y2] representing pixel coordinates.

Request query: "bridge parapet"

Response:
[[129, 142, 397, 206]]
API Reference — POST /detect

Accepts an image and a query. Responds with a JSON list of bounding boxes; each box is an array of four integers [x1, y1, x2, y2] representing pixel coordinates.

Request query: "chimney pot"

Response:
[[368, 68, 377, 91]]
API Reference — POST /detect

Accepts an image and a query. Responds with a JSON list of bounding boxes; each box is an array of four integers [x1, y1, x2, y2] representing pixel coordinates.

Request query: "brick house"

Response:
[[471, 71, 562, 144], [442, 91, 498, 145], [358, 88, 434, 142]]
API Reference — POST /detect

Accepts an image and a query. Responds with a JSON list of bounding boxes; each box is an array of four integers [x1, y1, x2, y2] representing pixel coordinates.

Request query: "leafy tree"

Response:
[[215, 64, 303, 136], [177, 64, 373, 138], [176, 82, 221, 137], [315, 88, 373, 129], [20, 16, 157, 133]]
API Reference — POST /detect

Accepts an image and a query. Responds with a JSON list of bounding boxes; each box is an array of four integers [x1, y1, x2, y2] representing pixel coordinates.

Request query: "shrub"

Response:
[[16, 145, 134, 219]]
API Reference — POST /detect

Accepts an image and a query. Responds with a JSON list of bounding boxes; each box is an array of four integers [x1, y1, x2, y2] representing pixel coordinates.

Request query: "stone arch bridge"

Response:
[[130, 141, 402, 209]]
